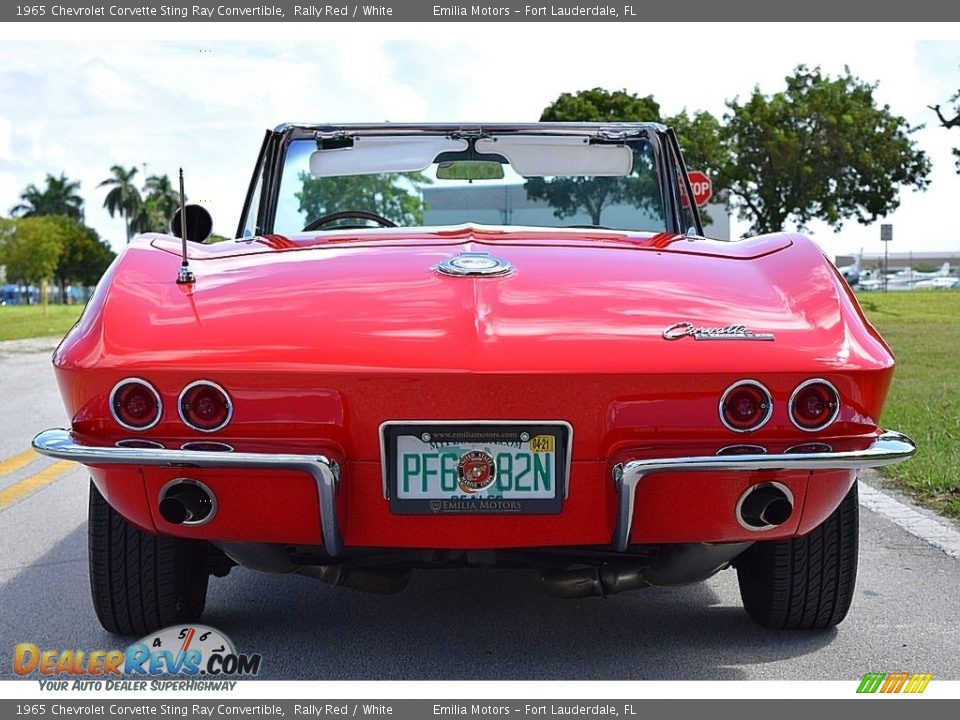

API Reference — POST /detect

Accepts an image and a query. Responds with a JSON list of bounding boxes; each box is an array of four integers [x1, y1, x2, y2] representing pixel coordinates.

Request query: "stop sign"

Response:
[[682, 171, 712, 208]]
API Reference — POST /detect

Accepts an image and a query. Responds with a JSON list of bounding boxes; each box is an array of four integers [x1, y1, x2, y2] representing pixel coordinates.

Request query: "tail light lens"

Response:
[[179, 381, 232, 433], [110, 379, 162, 431], [790, 379, 840, 432], [720, 381, 773, 433]]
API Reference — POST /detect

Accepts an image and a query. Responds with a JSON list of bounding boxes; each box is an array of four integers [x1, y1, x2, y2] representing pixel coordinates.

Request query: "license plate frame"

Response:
[[381, 421, 572, 515]]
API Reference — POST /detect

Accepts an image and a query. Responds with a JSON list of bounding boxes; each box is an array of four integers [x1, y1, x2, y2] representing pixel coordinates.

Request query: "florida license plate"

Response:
[[382, 422, 570, 514]]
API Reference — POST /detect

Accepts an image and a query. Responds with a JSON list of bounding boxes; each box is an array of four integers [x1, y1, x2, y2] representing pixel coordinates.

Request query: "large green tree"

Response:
[[930, 90, 960, 172], [722, 66, 931, 234], [0, 217, 65, 308], [296, 172, 430, 227], [48, 216, 116, 296], [528, 88, 671, 226], [11, 173, 84, 221], [99, 165, 142, 243]]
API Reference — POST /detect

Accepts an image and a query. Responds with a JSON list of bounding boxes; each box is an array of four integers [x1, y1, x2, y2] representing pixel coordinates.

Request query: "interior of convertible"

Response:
[[267, 134, 672, 235]]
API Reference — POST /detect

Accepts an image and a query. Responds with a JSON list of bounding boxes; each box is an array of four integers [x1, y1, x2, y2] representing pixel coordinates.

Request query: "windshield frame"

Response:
[[237, 122, 700, 239]]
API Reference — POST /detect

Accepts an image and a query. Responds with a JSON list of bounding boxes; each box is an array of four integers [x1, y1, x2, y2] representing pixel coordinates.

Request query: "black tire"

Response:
[[736, 481, 859, 629], [88, 481, 209, 635]]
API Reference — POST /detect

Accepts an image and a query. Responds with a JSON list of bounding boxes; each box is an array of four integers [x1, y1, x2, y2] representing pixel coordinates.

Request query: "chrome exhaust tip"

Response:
[[158, 479, 216, 525], [736, 482, 794, 530]]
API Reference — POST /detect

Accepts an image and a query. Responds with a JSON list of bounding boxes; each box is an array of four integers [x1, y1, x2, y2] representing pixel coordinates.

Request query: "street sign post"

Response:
[[881, 224, 893, 292]]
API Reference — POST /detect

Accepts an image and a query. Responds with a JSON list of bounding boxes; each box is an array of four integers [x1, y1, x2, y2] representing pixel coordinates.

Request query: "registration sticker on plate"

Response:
[[382, 422, 570, 515]]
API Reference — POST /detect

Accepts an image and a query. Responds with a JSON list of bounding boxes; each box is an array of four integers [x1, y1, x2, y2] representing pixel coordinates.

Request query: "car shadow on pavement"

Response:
[[0, 526, 837, 681]]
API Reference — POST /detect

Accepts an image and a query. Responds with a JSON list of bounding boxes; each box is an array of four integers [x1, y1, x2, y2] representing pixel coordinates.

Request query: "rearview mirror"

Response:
[[436, 161, 505, 181]]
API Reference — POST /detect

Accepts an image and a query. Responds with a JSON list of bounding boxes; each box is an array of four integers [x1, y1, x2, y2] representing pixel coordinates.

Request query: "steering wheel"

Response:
[[303, 210, 397, 231]]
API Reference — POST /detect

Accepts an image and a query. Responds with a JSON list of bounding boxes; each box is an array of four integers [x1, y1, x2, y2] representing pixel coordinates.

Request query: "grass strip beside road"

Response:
[[858, 290, 960, 519], [0, 304, 82, 342]]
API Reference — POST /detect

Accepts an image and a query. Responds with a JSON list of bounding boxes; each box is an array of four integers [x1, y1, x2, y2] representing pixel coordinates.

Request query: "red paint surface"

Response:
[[56, 226, 895, 549]]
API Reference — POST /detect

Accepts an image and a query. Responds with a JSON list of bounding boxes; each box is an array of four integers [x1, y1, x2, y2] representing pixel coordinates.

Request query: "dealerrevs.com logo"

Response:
[[14, 625, 261, 691]]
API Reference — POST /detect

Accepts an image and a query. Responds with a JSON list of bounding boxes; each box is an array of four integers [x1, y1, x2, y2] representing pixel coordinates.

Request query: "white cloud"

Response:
[[0, 27, 956, 259], [0, 115, 12, 162]]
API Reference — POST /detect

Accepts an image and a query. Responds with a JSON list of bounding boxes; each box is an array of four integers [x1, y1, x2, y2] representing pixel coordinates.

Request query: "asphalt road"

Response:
[[1, 338, 958, 681]]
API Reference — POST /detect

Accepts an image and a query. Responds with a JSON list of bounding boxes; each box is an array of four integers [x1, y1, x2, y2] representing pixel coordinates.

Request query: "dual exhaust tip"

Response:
[[158, 479, 215, 525], [156, 476, 791, 543], [736, 482, 794, 531]]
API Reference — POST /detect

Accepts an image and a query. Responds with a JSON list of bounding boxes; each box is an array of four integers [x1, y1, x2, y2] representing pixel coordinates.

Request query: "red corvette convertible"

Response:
[[34, 123, 915, 635]]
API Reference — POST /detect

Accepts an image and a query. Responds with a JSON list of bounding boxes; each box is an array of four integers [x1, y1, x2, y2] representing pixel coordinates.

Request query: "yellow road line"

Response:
[[0, 461, 75, 511], [0, 449, 38, 476]]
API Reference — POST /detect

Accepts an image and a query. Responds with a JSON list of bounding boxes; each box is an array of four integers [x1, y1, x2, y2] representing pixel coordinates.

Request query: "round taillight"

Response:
[[178, 381, 232, 433], [110, 379, 162, 431], [789, 379, 840, 432], [720, 381, 773, 433]]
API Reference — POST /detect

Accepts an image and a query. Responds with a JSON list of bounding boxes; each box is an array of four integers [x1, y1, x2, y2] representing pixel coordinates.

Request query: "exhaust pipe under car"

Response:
[[213, 542, 411, 595], [540, 542, 753, 598], [737, 482, 794, 530]]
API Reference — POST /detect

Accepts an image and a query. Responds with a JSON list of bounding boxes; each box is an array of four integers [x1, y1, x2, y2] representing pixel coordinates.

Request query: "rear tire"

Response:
[[88, 481, 209, 635], [736, 480, 859, 629]]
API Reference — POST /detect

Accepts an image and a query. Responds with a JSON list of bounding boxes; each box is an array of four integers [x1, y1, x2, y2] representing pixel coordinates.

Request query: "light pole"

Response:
[[881, 224, 893, 292]]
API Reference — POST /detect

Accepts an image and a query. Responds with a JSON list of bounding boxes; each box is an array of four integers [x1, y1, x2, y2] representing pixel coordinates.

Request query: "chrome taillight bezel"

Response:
[[788, 378, 841, 433], [719, 380, 774, 433], [178, 380, 233, 433], [109, 378, 163, 432]]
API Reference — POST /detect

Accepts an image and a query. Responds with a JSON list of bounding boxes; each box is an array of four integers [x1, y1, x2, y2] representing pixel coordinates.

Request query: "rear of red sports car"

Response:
[[34, 123, 915, 635]]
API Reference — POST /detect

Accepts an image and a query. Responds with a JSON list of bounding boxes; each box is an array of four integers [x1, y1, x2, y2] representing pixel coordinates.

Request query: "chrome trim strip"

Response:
[[378, 420, 574, 500], [716, 444, 767, 456], [109, 378, 163, 432], [788, 378, 841, 433], [178, 380, 234, 434], [611, 430, 916, 552], [718, 379, 773, 434], [32, 429, 342, 557], [116, 439, 165, 449], [277, 122, 666, 139], [181, 441, 235, 452]]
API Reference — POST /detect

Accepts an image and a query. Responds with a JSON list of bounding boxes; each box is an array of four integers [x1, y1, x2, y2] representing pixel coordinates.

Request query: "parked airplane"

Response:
[[859, 262, 953, 291], [837, 255, 862, 286]]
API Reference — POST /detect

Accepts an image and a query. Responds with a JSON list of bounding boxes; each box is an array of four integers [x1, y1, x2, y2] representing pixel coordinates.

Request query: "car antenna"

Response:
[[176, 167, 195, 285]]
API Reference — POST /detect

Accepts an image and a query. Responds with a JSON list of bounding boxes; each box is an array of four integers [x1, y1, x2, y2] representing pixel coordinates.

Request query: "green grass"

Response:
[[857, 290, 960, 519], [0, 304, 82, 342]]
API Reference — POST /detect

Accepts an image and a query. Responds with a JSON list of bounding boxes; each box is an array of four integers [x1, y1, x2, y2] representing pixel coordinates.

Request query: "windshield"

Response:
[[271, 134, 667, 234]]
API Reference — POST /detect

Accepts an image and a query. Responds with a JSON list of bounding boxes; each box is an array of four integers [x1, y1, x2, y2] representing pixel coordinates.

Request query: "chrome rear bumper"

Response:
[[34, 428, 915, 556], [32, 428, 343, 556], [611, 431, 916, 551]]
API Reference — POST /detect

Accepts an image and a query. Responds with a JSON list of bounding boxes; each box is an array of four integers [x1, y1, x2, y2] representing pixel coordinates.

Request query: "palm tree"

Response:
[[99, 166, 142, 243], [11, 173, 84, 220], [129, 174, 184, 235]]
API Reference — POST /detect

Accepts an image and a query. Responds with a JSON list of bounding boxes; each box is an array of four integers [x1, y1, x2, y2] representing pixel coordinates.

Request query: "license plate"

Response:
[[382, 422, 570, 514]]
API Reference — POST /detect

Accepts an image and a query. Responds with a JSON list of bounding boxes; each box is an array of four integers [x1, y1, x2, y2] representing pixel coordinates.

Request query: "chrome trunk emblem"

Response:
[[662, 321, 775, 341], [437, 252, 512, 277]]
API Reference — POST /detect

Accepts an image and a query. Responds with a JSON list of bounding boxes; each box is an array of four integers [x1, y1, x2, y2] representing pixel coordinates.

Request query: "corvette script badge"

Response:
[[662, 321, 775, 341]]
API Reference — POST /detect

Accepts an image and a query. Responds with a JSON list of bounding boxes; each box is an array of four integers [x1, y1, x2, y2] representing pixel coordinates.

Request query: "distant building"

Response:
[[422, 185, 730, 239]]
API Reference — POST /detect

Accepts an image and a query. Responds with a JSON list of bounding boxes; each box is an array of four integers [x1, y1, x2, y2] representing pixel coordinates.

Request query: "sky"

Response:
[[0, 22, 958, 262]]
